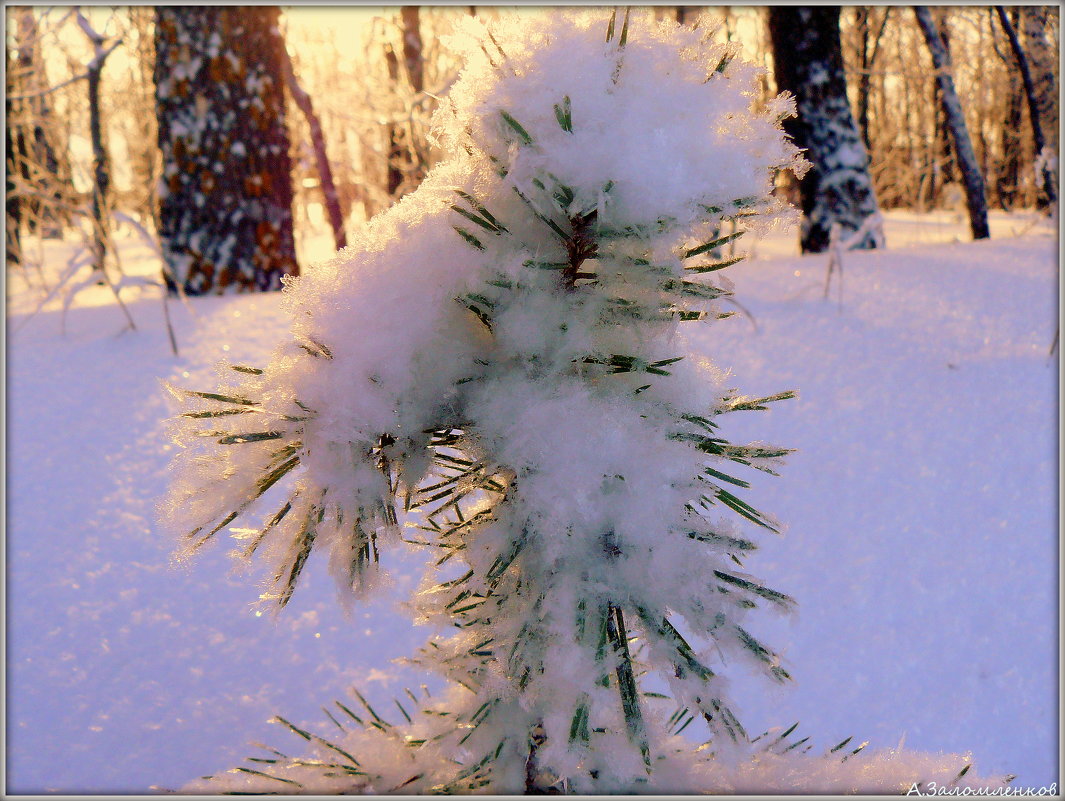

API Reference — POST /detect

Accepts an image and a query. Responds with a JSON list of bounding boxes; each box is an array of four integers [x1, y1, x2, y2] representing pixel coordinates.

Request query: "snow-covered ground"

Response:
[[6, 210, 1058, 793]]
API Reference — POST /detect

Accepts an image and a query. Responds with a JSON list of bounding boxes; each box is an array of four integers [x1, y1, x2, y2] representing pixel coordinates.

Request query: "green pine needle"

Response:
[[723, 391, 798, 412], [702, 465, 751, 489], [686, 529, 758, 552], [511, 186, 570, 240], [684, 229, 746, 259], [232, 766, 302, 787], [184, 389, 259, 406], [270, 715, 312, 741], [523, 259, 569, 271], [554, 95, 573, 133], [568, 701, 591, 743], [685, 255, 746, 274], [217, 431, 284, 445], [453, 226, 486, 251], [499, 110, 533, 145], [181, 408, 254, 419], [454, 190, 508, 232], [712, 487, 778, 532], [952, 763, 972, 785], [618, 7, 631, 47], [298, 337, 333, 359], [451, 205, 504, 235], [828, 736, 853, 754], [713, 570, 794, 608], [841, 741, 869, 762]]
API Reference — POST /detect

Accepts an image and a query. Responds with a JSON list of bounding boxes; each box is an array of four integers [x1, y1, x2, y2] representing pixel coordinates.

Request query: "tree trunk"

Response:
[[768, 7, 881, 253], [854, 7, 890, 154], [80, 21, 113, 274], [280, 47, 347, 251], [401, 6, 424, 94], [6, 53, 21, 267], [155, 7, 298, 294], [936, 14, 958, 190], [993, 8, 1024, 210], [675, 7, 696, 26], [913, 6, 990, 240], [995, 6, 1056, 207], [384, 44, 405, 200], [1020, 7, 1057, 150], [998, 84, 1024, 209], [384, 8, 426, 202], [87, 53, 110, 273]]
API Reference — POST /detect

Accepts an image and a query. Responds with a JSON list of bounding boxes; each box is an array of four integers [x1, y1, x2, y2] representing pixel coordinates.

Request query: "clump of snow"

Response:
[[437, 13, 800, 233]]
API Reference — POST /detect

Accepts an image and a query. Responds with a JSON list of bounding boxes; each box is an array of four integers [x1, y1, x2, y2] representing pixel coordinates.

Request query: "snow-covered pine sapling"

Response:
[[164, 10, 805, 793]]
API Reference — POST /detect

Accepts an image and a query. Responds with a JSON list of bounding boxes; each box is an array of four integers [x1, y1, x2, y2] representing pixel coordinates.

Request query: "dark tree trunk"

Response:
[[384, 45, 405, 200], [930, 78, 956, 205], [995, 6, 1056, 207], [155, 7, 298, 294], [676, 7, 698, 26], [86, 39, 111, 273], [936, 15, 958, 192], [384, 8, 426, 202], [914, 6, 990, 240], [854, 7, 890, 154], [994, 8, 1024, 210], [280, 47, 347, 251], [1020, 7, 1057, 150], [6, 71, 21, 267], [401, 6, 424, 95], [768, 7, 881, 253], [998, 85, 1024, 209]]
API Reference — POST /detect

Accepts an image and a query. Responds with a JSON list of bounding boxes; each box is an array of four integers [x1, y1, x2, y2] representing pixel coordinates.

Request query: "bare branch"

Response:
[[88, 38, 123, 71], [7, 70, 90, 102], [75, 8, 106, 45]]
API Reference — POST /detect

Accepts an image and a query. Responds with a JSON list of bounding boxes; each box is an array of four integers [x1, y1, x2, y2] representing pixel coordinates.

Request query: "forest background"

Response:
[[6, 5, 1058, 281]]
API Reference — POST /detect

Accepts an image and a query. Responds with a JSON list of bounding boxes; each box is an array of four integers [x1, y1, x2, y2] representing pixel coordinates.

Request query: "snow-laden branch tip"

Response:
[[162, 11, 810, 792]]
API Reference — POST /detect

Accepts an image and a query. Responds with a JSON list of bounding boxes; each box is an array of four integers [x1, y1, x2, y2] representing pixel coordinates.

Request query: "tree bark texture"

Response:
[[155, 7, 298, 294], [6, 64, 21, 266], [768, 7, 881, 253], [996, 6, 1056, 206], [914, 7, 990, 240], [384, 8, 426, 202], [854, 7, 890, 153], [87, 54, 110, 272], [1020, 7, 1058, 150], [401, 6, 424, 95], [993, 8, 1024, 209]]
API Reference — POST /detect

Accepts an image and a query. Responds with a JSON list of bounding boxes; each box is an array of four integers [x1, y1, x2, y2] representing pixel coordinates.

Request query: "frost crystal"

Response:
[[164, 10, 807, 792]]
